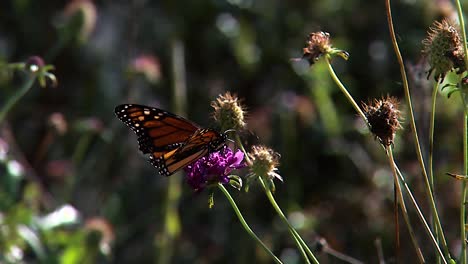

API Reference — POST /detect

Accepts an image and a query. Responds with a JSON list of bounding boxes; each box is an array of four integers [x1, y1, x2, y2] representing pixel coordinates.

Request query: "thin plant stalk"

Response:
[[429, 81, 441, 264], [325, 48, 446, 261], [455, 1, 468, 262], [257, 176, 319, 264], [235, 134, 319, 264], [218, 183, 284, 264], [385, 0, 450, 258], [327, 40, 450, 263], [234, 135, 317, 263], [393, 180, 400, 262], [394, 165, 448, 263], [0, 74, 36, 124], [324, 56, 367, 122], [429, 81, 440, 192], [461, 111, 468, 263], [387, 147, 425, 264]]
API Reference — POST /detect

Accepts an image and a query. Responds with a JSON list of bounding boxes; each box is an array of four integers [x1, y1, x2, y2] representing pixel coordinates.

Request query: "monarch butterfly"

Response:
[[114, 104, 227, 176]]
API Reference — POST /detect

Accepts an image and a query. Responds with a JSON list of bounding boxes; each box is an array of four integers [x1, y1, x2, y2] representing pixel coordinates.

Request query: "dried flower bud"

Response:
[[301, 32, 349, 66], [211, 92, 246, 131], [362, 96, 402, 147], [422, 19, 465, 81], [302, 32, 332, 65], [248, 145, 282, 182]]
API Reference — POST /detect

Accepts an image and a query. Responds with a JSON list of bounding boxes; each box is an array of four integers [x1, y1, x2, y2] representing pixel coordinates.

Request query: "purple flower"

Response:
[[184, 147, 245, 191]]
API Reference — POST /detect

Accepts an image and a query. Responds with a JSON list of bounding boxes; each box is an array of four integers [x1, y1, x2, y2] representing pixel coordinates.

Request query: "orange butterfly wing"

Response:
[[115, 104, 199, 155], [153, 129, 227, 176], [115, 104, 227, 176]]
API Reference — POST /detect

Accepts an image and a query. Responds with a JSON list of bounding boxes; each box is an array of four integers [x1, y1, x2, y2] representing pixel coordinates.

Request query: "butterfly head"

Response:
[[208, 130, 228, 151]]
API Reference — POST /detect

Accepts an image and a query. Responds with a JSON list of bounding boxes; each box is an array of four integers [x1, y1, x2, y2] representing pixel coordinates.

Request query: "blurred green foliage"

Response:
[[1, 0, 468, 263]]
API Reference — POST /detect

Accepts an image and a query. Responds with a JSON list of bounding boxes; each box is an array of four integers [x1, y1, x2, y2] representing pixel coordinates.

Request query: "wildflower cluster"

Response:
[[184, 147, 245, 192]]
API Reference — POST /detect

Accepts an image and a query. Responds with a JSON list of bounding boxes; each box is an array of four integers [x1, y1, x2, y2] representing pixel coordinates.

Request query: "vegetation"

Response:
[[1, 0, 468, 263]]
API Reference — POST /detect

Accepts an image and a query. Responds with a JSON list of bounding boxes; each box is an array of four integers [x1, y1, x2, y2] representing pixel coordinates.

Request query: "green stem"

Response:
[[454, 2, 468, 262], [429, 82, 439, 192], [258, 177, 318, 264], [461, 108, 468, 263], [385, 0, 450, 258], [324, 56, 367, 122], [429, 81, 441, 264], [0, 74, 36, 124], [387, 147, 425, 264], [394, 165, 447, 263], [218, 184, 283, 264]]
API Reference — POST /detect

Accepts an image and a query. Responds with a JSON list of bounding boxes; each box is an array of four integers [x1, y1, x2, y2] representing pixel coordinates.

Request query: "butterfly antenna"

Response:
[[223, 129, 237, 144], [223, 129, 238, 135]]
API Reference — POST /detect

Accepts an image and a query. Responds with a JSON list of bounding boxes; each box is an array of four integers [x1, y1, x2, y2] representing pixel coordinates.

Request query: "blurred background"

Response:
[[0, 0, 467, 263]]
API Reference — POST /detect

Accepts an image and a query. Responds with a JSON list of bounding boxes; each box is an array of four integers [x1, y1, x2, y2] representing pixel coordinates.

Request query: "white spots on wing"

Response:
[[144, 110, 150, 115], [154, 116, 160, 119], [135, 123, 140, 127], [138, 116, 145, 121], [158, 112, 164, 116]]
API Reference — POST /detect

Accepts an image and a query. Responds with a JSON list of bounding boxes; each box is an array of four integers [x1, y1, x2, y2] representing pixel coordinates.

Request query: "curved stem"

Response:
[[218, 184, 283, 264], [0, 74, 36, 124], [385, 0, 450, 258], [325, 56, 367, 122], [258, 177, 319, 264]]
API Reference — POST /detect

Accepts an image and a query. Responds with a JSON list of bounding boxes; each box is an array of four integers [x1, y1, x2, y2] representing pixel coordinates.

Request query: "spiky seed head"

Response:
[[422, 19, 465, 81], [362, 96, 402, 147], [248, 145, 282, 182], [211, 92, 246, 131]]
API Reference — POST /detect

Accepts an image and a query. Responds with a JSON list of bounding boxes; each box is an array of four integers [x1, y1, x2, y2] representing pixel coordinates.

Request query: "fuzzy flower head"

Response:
[[184, 147, 245, 192], [422, 19, 465, 81], [211, 92, 246, 131], [248, 145, 282, 182], [301, 32, 349, 66], [362, 96, 402, 147]]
